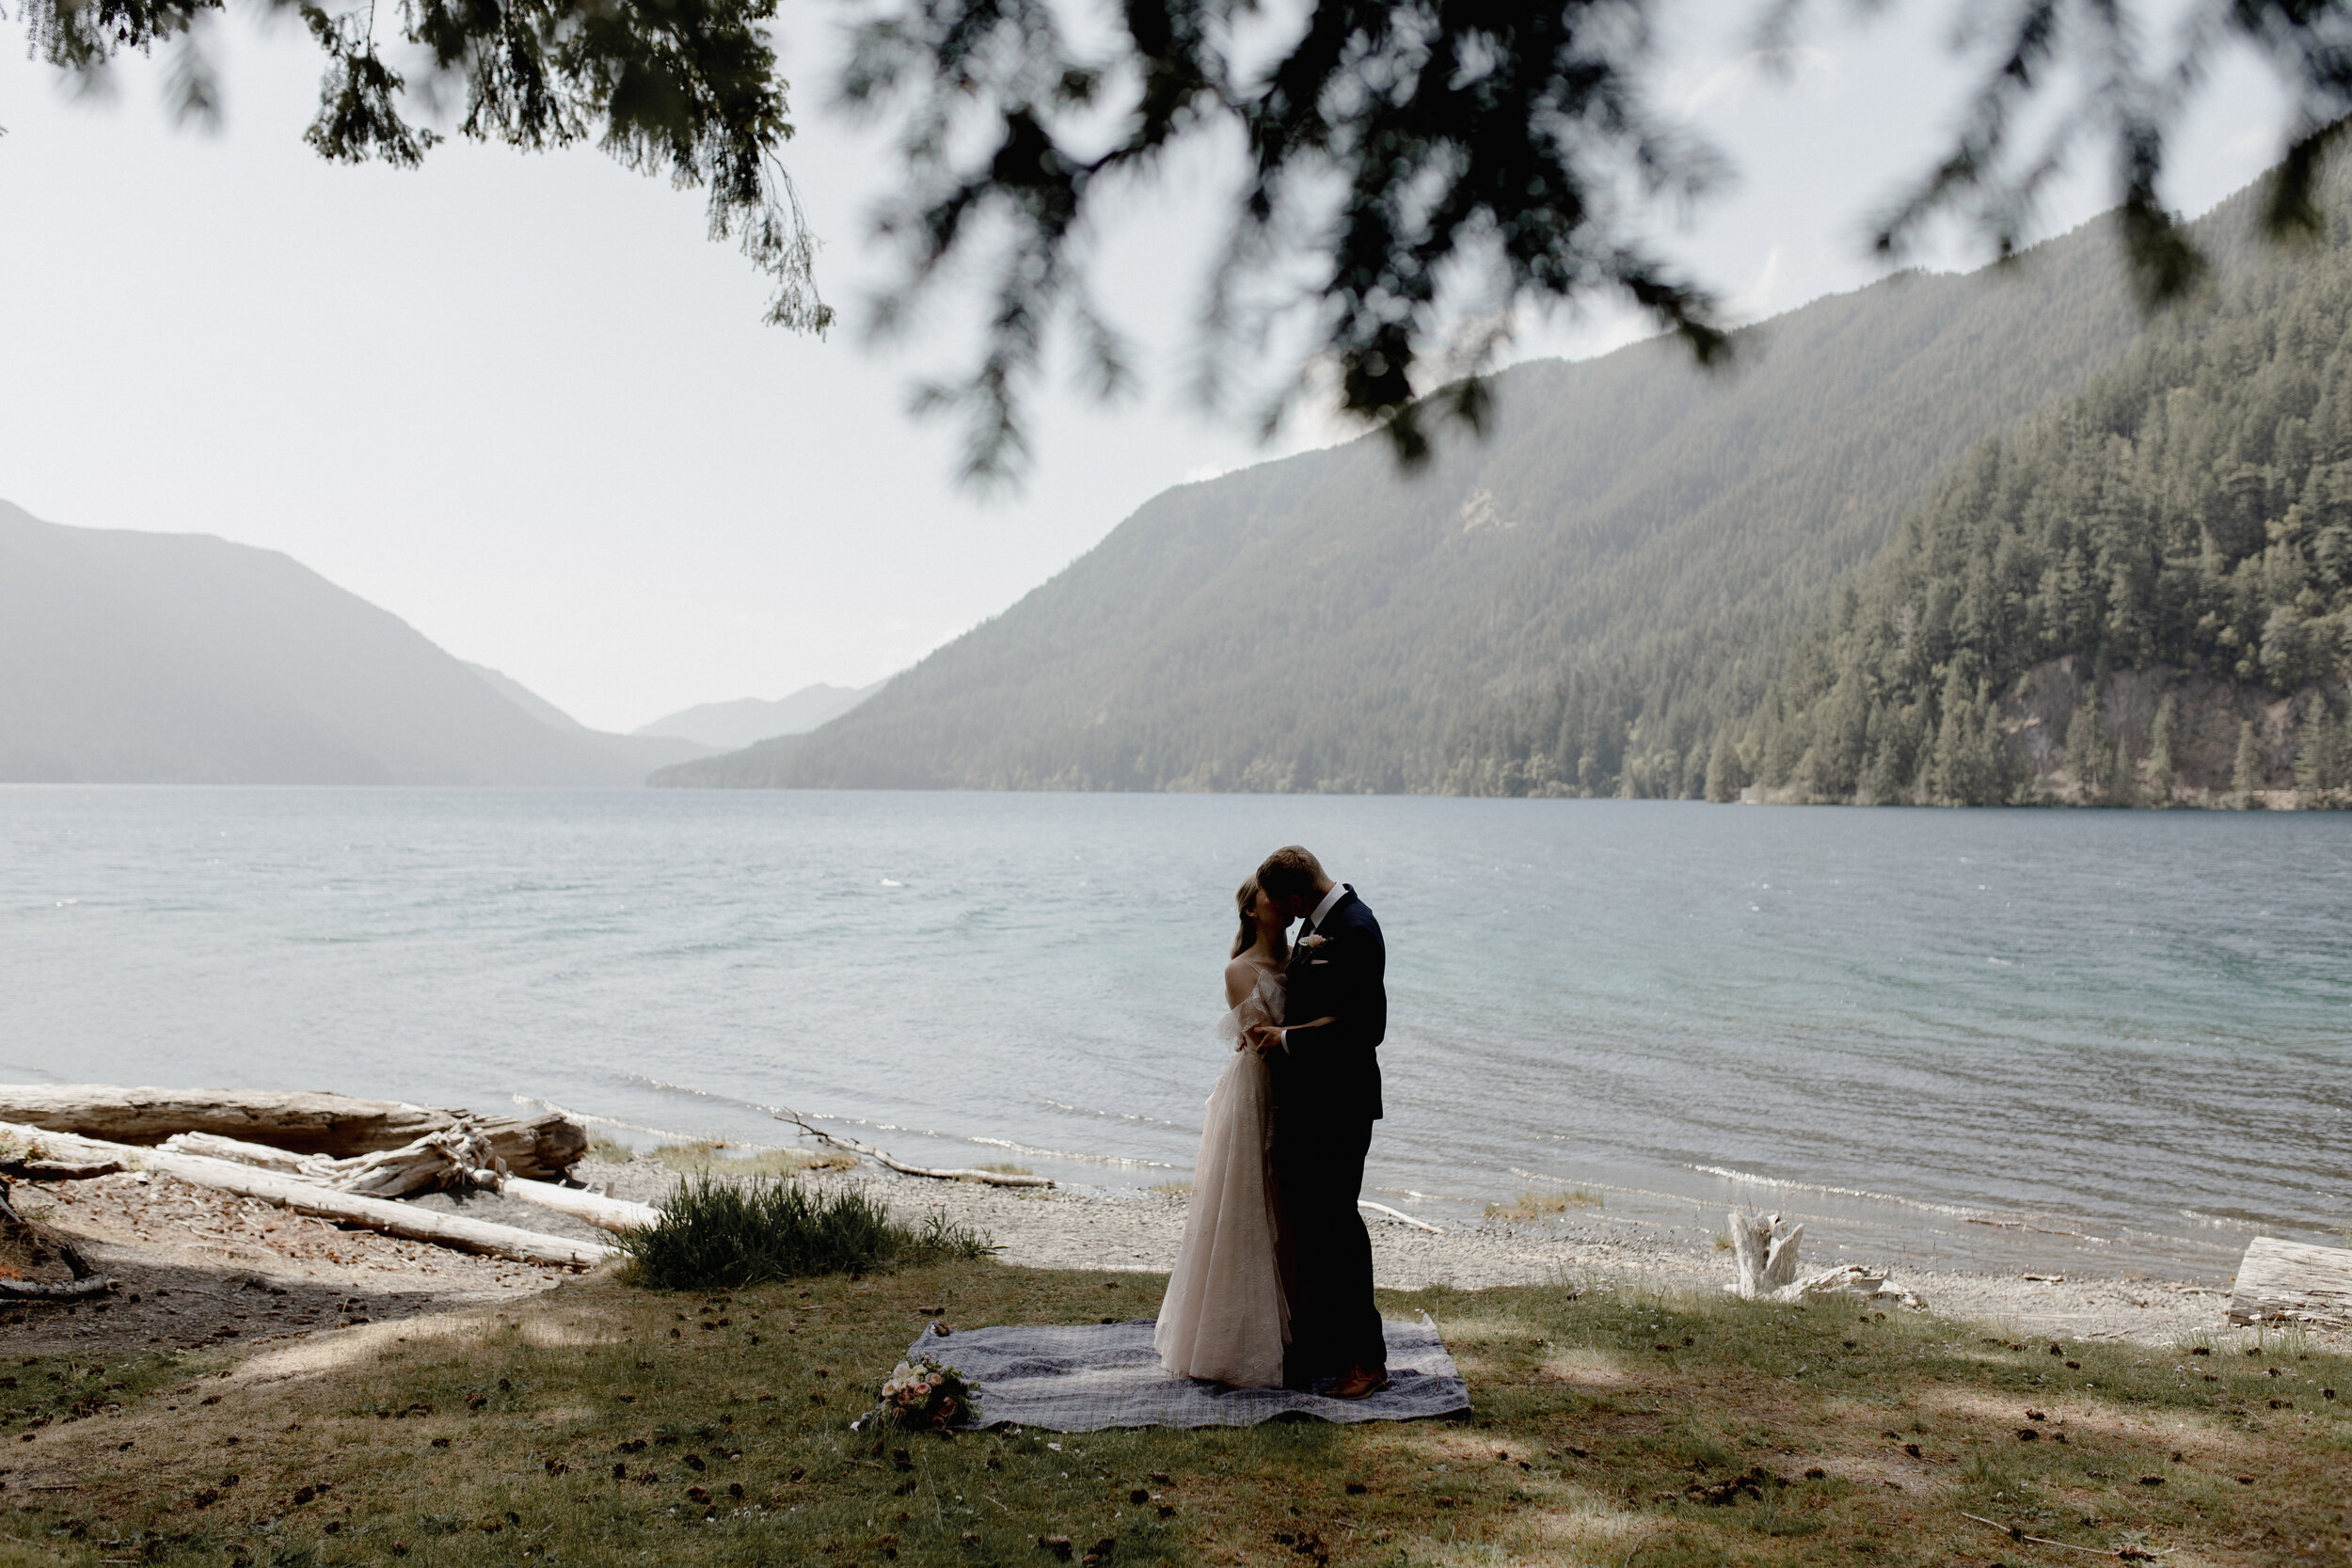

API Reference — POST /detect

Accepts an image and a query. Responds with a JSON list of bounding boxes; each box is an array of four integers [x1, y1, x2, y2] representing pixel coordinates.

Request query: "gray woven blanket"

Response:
[[888, 1316, 1470, 1433]]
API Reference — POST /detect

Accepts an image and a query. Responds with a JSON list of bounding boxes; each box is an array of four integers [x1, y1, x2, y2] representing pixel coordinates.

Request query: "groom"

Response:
[[1249, 846, 1389, 1399]]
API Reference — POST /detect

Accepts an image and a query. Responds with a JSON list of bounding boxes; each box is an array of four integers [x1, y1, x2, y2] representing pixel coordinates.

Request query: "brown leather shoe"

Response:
[[1327, 1367, 1391, 1401]]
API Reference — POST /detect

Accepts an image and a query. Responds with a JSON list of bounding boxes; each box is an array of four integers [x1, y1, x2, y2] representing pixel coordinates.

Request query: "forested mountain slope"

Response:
[[660, 198, 2160, 793], [0, 503, 705, 784], [1708, 186, 2352, 809]]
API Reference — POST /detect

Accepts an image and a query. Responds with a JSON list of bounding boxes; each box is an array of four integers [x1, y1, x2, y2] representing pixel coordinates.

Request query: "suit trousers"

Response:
[[1274, 1108, 1384, 1385]]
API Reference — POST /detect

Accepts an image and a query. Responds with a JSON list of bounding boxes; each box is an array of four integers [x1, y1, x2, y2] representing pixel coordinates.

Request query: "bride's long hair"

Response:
[[1231, 877, 1290, 965]]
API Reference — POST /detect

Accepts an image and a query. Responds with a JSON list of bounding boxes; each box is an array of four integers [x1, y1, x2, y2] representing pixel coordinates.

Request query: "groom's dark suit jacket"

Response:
[[1272, 887, 1386, 1122]]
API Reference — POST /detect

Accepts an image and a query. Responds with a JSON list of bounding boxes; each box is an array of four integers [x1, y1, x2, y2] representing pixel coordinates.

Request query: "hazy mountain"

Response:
[[633, 682, 882, 751], [0, 502, 709, 784], [465, 661, 590, 732], [656, 195, 2163, 792]]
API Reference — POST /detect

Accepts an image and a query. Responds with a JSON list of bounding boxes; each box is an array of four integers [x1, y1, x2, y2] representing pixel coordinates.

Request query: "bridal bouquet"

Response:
[[880, 1356, 977, 1431]]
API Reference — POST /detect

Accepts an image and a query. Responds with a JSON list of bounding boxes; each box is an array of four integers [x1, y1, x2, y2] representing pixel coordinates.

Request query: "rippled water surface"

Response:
[[3, 787, 2344, 1278]]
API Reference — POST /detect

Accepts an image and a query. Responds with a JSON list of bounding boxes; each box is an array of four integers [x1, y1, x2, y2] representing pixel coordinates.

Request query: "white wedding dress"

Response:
[[1153, 965, 1290, 1386]]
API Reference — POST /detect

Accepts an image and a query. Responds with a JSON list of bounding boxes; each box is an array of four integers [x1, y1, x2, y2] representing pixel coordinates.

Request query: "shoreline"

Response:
[[578, 1158, 2287, 1350], [7, 1152, 2327, 1365]]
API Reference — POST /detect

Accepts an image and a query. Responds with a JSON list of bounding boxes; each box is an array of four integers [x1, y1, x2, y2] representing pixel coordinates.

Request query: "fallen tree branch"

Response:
[[770, 1111, 1055, 1189], [1959, 1511, 2165, 1558], [0, 1275, 113, 1301], [1358, 1200, 1443, 1234], [141, 1152, 614, 1269]]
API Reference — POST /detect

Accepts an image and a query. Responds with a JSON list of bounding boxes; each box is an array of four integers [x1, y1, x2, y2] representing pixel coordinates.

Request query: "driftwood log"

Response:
[[500, 1179, 659, 1234], [161, 1129, 502, 1199], [0, 1085, 586, 1178], [0, 1156, 124, 1181], [2227, 1237, 2352, 1328], [140, 1152, 615, 1269], [160, 1130, 657, 1232], [0, 1119, 618, 1268], [771, 1109, 1056, 1189]]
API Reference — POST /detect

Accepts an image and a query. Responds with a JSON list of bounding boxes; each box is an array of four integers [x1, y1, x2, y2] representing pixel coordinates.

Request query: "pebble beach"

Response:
[[8, 1151, 2325, 1368]]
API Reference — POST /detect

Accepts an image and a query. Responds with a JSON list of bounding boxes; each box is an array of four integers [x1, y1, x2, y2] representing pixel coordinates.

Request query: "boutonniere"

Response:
[[1298, 933, 1330, 949]]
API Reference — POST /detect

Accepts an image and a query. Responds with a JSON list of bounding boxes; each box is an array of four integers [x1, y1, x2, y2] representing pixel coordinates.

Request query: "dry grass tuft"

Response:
[[647, 1141, 858, 1177], [1486, 1187, 1603, 1220]]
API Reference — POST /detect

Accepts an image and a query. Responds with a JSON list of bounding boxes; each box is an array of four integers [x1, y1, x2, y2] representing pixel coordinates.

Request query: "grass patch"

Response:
[[1147, 1180, 1192, 1198], [617, 1178, 995, 1291], [1485, 1187, 1602, 1219], [586, 1136, 634, 1164], [9, 1270, 2346, 1567], [648, 1140, 857, 1177]]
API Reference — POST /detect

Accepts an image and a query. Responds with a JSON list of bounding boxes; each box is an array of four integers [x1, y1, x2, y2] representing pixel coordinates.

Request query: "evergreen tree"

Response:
[[1931, 668, 2010, 806], [2293, 700, 2346, 806], [1705, 731, 1745, 803], [2144, 693, 2179, 805], [2233, 720, 2266, 808], [2062, 686, 2114, 803]]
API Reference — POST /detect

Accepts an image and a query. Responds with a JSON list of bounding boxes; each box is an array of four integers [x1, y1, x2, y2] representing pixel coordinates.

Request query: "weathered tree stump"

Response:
[[1728, 1211, 1805, 1298], [1723, 1211, 1926, 1307]]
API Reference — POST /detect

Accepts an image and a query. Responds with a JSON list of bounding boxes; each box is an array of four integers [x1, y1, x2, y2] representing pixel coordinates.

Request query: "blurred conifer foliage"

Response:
[[21, 0, 2352, 480]]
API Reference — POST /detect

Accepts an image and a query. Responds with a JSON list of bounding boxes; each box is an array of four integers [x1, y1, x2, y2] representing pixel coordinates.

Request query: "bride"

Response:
[[1153, 877, 1293, 1387]]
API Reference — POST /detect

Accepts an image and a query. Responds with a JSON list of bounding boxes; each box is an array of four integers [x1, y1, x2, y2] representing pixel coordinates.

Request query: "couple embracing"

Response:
[[1153, 846, 1390, 1400]]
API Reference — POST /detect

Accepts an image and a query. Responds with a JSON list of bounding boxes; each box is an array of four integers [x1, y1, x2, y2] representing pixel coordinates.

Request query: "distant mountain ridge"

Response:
[[655, 194, 2160, 792], [0, 502, 708, 784], [464, 661, 591, 733], [633, 682, 882, 751]]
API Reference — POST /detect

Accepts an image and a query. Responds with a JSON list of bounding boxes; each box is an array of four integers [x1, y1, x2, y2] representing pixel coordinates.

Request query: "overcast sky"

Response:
[[0, 1, 2298, 731]]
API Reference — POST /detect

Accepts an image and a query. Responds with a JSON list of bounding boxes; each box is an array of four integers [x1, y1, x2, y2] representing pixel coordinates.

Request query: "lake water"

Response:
[[3, 787, 2345, 1282]]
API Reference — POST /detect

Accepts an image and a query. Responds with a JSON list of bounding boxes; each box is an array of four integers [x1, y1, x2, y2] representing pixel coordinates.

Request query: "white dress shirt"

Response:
[[1305, 881, 1349, 936], [1277, 883, 1350, 1051]]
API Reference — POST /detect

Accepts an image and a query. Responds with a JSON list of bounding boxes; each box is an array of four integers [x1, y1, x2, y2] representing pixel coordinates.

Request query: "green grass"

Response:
[[8, 1269, 2346, 1567], [616, 1177, 995, 1290]]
